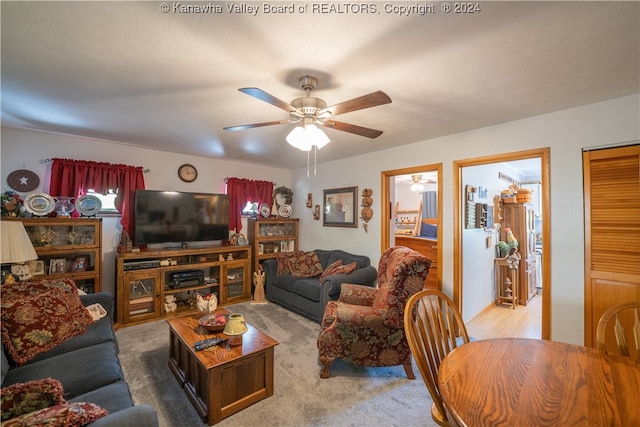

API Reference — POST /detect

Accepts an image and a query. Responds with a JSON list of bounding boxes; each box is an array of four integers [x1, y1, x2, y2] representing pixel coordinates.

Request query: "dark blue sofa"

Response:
[[1, 292, 158, 426], [263, 249, 378, 323]]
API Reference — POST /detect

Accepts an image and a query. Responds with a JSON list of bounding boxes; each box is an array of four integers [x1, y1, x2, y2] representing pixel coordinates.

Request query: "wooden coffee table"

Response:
[[167, 309, 279, 425]]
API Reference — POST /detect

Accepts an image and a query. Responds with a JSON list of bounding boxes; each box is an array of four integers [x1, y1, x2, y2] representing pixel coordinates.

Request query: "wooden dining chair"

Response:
[[404, 289, 470, 427], [596, 301, 640, 361]]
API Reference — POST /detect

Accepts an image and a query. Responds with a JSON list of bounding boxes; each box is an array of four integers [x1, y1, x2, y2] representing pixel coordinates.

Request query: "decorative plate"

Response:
[[278, 204, 292, 218], [24, 193, 55, 216], [260, 203, 271, 218], [7, 169, 40, 192], [75, 195, 102, 216]]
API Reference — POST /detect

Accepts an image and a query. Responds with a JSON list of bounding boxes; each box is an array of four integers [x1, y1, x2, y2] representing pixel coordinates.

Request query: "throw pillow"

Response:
[[319, 261, 358, 281], [1, 278, 79, 302], [1, 378, 65, 421], [1, 287, 95, 365], [2, 402, 108, 427], [275, 251, 305, 275], [288, 251, 324, 278], [319, 260, 343, 280]]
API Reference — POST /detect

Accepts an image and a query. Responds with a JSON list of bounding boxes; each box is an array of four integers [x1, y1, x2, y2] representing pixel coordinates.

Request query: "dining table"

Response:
[[437, 338, 640, 426]]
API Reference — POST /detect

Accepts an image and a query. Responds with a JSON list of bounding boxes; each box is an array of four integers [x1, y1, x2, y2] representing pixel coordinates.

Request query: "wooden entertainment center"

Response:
[[115, 245, 251, 327]]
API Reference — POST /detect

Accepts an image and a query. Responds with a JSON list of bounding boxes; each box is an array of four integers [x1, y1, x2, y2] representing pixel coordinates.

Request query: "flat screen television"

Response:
[[133, 190, 230, 246]]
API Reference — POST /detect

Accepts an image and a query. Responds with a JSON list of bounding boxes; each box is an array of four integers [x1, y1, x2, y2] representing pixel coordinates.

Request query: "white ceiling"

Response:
[[2, 2, 638, 169]]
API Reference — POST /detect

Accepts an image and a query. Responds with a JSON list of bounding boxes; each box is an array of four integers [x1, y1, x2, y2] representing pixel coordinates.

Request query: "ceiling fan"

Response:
[[223, 76, 391, 139]]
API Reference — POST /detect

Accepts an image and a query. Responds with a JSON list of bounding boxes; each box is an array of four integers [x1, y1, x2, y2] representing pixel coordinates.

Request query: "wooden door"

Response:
[[584, 144, 640, 348]]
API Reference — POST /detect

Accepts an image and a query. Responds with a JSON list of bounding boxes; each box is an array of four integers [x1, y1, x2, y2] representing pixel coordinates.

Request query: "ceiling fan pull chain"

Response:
[[307, 150, 310, 178], [314, 145, 317, 176]]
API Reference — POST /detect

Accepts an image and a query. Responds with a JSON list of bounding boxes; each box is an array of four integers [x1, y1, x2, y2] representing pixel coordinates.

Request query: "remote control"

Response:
[[194, 337, 227, 351]]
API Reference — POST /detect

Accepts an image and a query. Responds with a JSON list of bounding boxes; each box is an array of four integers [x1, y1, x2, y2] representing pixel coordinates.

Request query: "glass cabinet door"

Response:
[[257, 221, 296, 237], [223, 264, 247, 302], [124, 272, 160, 322], [24, 223, 99, 249]]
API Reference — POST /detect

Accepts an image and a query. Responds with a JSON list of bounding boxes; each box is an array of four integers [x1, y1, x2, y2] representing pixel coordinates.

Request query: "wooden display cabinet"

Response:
[[500, 203, 537, 305], [247, 218, 299, 275], [115, 245, 251, 327], [4, 217, 102, 294]]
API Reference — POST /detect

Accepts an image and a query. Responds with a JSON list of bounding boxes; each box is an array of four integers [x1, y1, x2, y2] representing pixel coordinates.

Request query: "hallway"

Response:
[[466, 293, 542, 340]]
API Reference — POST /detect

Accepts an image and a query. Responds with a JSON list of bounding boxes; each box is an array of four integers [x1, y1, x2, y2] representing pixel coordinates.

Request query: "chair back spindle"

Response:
[[596, 301, 640, 361], [404, 289, 470, 427]]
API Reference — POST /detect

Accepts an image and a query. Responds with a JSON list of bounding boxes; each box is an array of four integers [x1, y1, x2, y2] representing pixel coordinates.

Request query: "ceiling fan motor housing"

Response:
[[291, 96, 327, 116]]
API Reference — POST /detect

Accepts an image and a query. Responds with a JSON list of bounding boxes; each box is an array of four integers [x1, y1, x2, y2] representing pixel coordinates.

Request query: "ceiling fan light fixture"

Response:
[[411, 174, 425, 192], [286, 124, 330, 151], [410, 182, 425, 192]]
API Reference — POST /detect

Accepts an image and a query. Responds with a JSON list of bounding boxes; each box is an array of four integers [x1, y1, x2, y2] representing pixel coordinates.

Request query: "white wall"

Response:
[[290, 94, 640, 345], [0, 128, 291, 295]]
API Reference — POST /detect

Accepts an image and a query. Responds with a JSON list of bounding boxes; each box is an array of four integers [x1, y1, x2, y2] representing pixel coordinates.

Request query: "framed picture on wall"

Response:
[[323, 187, 358, 228]]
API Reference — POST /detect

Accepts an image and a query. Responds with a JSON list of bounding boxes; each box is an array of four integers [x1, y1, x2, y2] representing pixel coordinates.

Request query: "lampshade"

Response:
[[286, 124, 330, 151], [223, 313, 248, 336], [1, 221, 38, 264]]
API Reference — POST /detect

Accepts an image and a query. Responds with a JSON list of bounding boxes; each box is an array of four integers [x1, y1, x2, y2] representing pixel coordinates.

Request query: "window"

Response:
[[242, 201, 258, 217], [86, 189, 120, 216]]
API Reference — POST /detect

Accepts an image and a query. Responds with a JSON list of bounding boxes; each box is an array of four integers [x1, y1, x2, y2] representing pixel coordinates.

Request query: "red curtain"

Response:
[[226, 178, 273, 232], [49, 158, 146, 236]]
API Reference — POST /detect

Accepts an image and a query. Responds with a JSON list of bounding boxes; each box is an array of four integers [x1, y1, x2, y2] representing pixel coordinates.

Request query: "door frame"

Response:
[[453, 148, 551, 340], [381, 163, 443, 289]]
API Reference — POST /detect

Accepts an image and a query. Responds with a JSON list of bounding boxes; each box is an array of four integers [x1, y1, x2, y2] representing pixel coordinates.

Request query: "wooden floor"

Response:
[[466, 291, 542, 340]]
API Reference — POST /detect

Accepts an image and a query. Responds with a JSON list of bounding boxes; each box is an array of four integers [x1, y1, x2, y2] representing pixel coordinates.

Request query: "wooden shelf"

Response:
[[4, 217, 102, 294], [247, 218, 299, 275], [115, 245, 251, 327], [394, 201, 422, 236]]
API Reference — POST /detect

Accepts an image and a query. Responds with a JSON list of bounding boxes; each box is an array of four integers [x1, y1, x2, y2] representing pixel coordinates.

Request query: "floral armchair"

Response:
[[317, 246, 432, 379]]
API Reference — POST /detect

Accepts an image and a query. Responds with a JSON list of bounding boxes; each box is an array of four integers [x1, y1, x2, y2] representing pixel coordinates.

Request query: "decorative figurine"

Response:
[[196, 293, 217, 313], [164, 295, 177, 313], [251, 269, 268, 305]]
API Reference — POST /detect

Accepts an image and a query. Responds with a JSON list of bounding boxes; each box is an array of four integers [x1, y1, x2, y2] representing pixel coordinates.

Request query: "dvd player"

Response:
[[167, 270, 205, 289], [123, 260, 161, 271]]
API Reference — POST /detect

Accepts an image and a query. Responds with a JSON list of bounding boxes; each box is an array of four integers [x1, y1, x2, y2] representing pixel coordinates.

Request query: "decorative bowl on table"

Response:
[[198, 313, 229, 332]]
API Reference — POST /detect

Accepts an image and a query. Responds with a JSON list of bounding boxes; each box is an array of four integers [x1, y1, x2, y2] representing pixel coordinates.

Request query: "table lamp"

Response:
[[1, 221, 38, 282], [223, 313, 248, 346]]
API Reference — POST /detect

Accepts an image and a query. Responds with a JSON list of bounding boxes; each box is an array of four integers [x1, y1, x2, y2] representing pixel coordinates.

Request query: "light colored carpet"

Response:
[[116, 301, 437, 427]]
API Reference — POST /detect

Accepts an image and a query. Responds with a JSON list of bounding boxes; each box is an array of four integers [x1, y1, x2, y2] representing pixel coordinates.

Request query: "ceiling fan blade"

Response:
[[322, 120, 384, 139], [224, 119, 292, 132], [319, 91, 391, 116], [238, 88, 299, 113]]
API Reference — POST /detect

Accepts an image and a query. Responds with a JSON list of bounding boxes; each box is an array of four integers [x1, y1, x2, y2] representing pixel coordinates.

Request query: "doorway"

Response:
[[381, 163, 443, 288], [454, 148, 551, 340]]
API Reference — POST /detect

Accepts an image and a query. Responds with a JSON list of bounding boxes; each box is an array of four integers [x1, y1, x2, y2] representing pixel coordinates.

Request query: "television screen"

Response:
[[134, 190, 230, 245]]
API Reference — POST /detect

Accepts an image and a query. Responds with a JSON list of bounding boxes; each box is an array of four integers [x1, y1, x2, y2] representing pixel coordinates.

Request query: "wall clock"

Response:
[[178, 164, 198, 183], [7, 169, 40, 192]]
